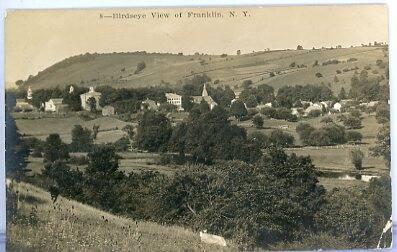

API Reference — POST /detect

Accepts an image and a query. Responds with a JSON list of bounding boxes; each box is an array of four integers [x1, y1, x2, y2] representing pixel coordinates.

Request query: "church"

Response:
[[192, 83, 218, 110], [80, 87, 102, 111]]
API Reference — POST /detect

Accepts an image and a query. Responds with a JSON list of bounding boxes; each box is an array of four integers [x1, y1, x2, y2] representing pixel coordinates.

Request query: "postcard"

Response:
[[4, 5, 391, 250]]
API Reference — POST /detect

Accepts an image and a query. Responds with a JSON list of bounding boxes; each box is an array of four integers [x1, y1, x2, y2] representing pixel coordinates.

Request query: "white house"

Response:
[[333, 102, 342, 112], [45, 98, 68, 113], [165, 93, 184, 111], [14, 99, 34, 112], [304, 103, 322, 116], [80, 87, 102, 111]]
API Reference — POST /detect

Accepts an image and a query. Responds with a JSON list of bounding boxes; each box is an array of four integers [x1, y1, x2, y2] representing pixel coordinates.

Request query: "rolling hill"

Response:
[[7, 181, 233, 251], [22, 46, 388, 94]]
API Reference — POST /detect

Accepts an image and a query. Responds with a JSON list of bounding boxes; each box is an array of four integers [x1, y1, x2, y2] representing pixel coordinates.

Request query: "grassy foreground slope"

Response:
[[7, 182, 232, 251], [24, 46, 387, 92]]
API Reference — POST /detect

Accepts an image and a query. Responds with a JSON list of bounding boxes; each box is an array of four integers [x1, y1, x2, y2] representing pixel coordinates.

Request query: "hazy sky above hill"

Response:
[[5, 4, 388, 83]]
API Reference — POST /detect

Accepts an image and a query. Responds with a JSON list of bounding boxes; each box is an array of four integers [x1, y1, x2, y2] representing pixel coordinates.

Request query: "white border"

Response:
[[0, 1, 395, 252]]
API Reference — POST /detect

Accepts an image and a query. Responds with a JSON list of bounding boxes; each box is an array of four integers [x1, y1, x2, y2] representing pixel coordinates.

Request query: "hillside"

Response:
[[7, 181, 233, 251], [23, 46, 388, 94]]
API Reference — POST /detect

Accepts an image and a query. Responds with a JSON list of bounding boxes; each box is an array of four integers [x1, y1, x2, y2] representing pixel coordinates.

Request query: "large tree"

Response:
[[136, 111, 172, 152], [230, 100, 247, 121], [43, 134, 69, 163], [70, 125, 94, 152]]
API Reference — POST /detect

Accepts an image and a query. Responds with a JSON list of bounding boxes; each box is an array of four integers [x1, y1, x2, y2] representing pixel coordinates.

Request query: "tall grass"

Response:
[[7, 181, 232, 251]]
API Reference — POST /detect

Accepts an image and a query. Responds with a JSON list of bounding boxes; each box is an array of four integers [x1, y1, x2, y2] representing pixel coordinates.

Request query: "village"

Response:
[[6, 44, 391, 251]]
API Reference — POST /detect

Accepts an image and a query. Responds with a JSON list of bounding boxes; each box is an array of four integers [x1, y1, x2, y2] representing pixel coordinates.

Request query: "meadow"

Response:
[[14, 114, 133, 144], [24, 46, 387, 94], [7, 181, 233, 251]]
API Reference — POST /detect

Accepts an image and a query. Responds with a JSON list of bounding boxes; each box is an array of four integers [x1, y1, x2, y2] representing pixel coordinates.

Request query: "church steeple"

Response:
[[202, 83, 208, 97], [27, 86, 32, 100]]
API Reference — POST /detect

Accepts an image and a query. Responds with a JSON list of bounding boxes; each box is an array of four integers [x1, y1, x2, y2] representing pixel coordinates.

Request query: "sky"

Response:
[[5, 4, 388, 83]]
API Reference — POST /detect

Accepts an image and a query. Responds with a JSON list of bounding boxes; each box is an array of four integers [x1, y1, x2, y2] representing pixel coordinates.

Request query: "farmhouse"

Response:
[[45, 98, 68, 113], [192, 83, 218, 110], [80, 87, 102, 111], [333, 102, 342, 112], [102, 105, 115, 116], [14, 99, 34, 112], [165, 93, 184, 111], [141, 98, 159, 111]]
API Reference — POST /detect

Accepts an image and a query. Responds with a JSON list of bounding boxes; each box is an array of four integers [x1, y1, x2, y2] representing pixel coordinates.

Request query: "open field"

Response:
[[7, 181, 232, 251], [26, 152, 178, 177], [15, 115, 132, 144], [24, 47, 388, 93], [237, 112, 387, 174]]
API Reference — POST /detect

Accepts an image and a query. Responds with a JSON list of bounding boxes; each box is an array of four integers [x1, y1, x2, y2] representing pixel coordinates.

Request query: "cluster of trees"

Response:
[[134, 61, 146, 74], [339, 109, 363, 129], [276, 84, 334, 108], [296, 122, 361, 146], [39, 143, 391, 249], [261, 107, 298, 122], [40, 144, 322, 248], [371, 102, 390, 168], [322, 59, 340, 66], [238, 84, 275, 108], [97, 85, 169, 114], [136, 106, 261, 164], [349, 70, 389, 102], [249, 130, 295, 148]]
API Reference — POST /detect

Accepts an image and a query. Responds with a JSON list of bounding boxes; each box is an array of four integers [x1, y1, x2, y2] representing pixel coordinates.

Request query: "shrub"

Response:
[[248, 131, 270, 149], [69, 155, 89, 165], [315, 72, 323, 78], [320, 117, 333, 124], [307, 129, 332, 146], [336, 70, 342, 74], [296, 123, 315, 142], [351, 149, 364, 170], [343, 116, 362, 129], [269, 129, 294, 147], [315, 187, 385, 248], [347, 57, 358, 62], [307, 109, 322, 118], [252, 115, 264, 128], [346, 131, 363, 143], [322, 59, 340, 66], [134, 61, 146, 74]]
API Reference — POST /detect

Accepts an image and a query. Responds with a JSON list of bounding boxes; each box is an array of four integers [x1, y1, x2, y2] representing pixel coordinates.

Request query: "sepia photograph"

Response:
[[3, 4, 392, 250]]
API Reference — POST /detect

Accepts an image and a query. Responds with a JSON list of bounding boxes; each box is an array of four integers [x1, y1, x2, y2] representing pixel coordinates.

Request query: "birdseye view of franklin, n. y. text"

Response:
[[4, 5, 391, 251]]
